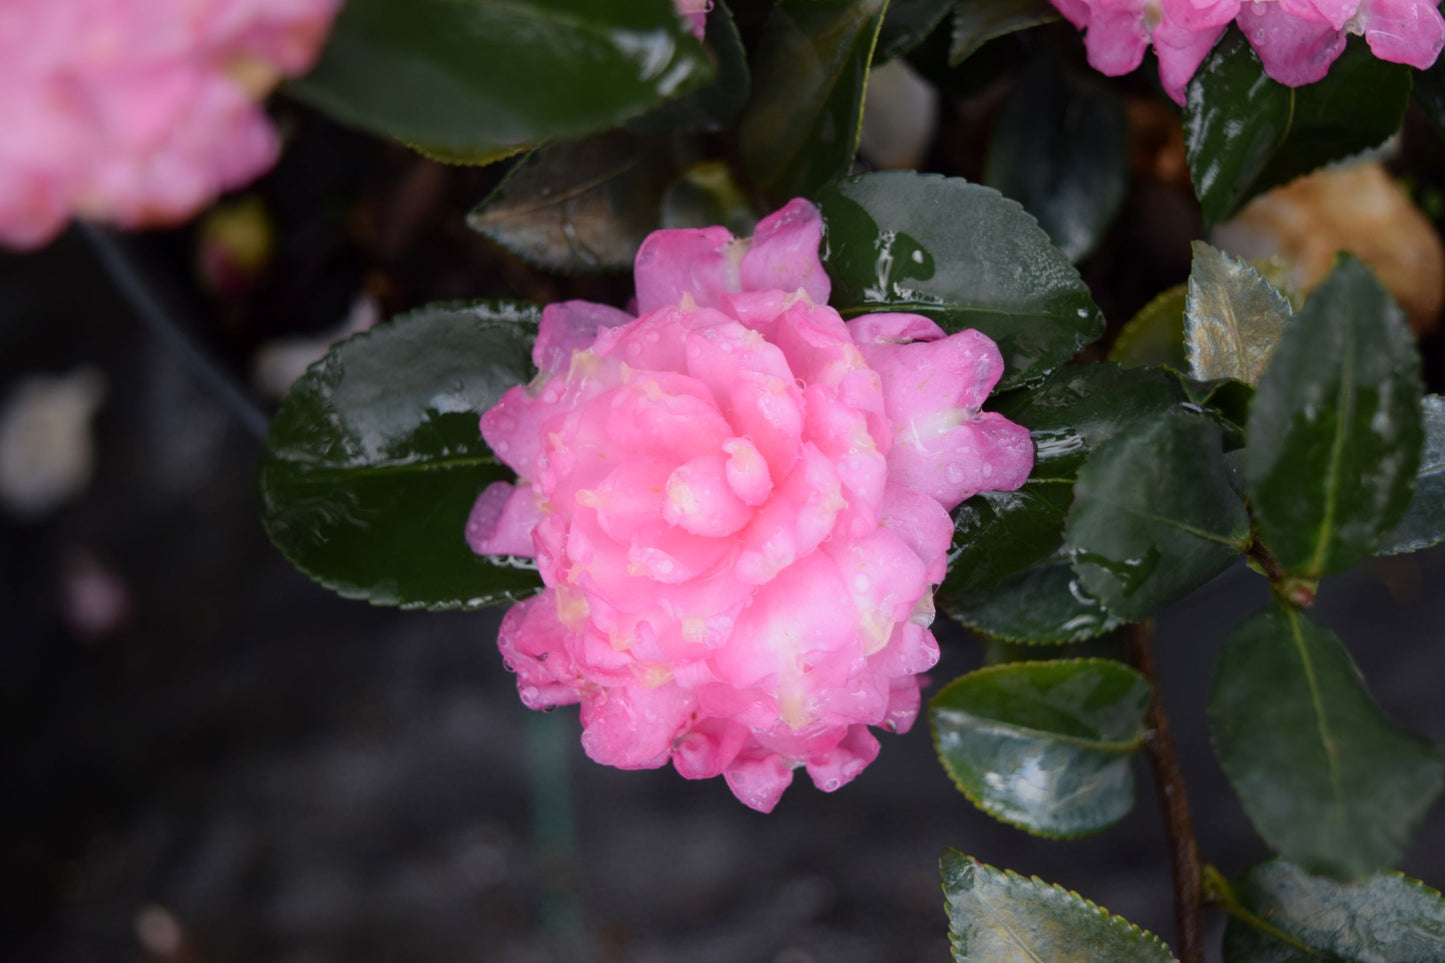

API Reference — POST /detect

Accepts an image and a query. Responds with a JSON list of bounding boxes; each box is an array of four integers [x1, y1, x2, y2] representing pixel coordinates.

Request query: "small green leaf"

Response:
[[1379, 395, 1445, 556], [984, 61, 1128, 262], [260, 301, 545, 610], [1222, 861, 1445, 963], [816, 171, 1106, 388], [1108, 284, 1188, 371], [1184, 31, 1412, 227], [467, 132, 696, 272], [1208, 604, 1444, 879], [630, 0, 750, 132], [292, 0, 712, 161], [941, 851, 1178, 962], [876, 0, 955, 60], [660, 160, 759, 236], [944, 363, 1188, 599], [1185, 242, 1293, 385], [930, 659, 1149, 836], [949, 0, 1059, 66], [942, 558, 1123, 644], [738, 0, 888, 204], [1065, 411, 1250, 621], [1244, 256, 1424, 578]]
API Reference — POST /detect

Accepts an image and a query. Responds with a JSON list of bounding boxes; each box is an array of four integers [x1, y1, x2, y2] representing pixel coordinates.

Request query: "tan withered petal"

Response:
[[1185, 241, 1293, 385]]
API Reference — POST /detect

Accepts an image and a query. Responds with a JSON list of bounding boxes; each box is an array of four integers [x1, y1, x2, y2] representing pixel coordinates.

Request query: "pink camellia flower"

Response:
[[0, 0, 340, 250], [1051, 0, 1444, 103], [675, 0, 711, 42], [467, 200, 1034, 812]]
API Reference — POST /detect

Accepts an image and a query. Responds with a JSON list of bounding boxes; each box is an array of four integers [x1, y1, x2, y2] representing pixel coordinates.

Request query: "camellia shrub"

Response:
[[13, 0, 1445, 959]]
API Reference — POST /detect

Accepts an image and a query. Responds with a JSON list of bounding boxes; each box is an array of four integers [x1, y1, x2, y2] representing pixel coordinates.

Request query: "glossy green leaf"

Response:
[[1065, 411, 1249, 621], [1185, 242, 1292, 385], [949, 0, 1059, 66], [1184, 31, 1412, 227], [738, 0, 888, 204], [1222, 861, 1445, 963], [1208, 604, 1444, 879], [1379, 396, 1445, 556], [630, 0, 750, 132], [1108, 284, 1188, 371], [467, 132, 695, 272], [816, 171, 1106, 388], [941, 851, 1178, 962], [660, 160, 759, 236], [984, 61, 1128, 262], [930, 659, 1149, 836], [942, 559, 1123, 644], [260, 301, 545, 610], [1244, 256, 1424, 578], [877, 0, 954, 60], [291, 0, 711, 160], [944, 364, 1188, 599]]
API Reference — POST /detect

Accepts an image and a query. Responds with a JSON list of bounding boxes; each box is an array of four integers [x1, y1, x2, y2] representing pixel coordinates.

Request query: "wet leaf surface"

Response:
[[817, 171, 1105, 388], [930, 660, 1148, 836], [629, 0, 750, 132], [260, 302, 544, 610], [292, 0, 712, 161], [1208, 605, 1444, 879], [985, 61, 1128, 263], [942, 851, 1178, 962], [1379, 395, 1445, 556], [1222, 860, 1445, 963], [1184, 32, 1411, 228], [1185, 242, 1292, 385], [467, 132, 695, 272], [1244, 256, 1423, 578], [739, 0, 888, 203], [1064, 411, 1249, 621], [943, 558, 1123, 644]]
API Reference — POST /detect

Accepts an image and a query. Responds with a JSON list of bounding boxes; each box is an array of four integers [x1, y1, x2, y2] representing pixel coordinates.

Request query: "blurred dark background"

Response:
[[3, 97, 1443, 963]]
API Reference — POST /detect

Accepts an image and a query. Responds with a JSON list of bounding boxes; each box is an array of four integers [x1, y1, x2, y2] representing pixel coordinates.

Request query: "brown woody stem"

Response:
[[1126, 620, 1204, 963]]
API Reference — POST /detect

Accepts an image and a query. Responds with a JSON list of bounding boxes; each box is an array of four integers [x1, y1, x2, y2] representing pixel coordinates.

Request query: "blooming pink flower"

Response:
[[467, 200, 1034, 812], [1051, 0, 1444, 103], [0, 0, 340, 250], [675, 0, 710, 42]]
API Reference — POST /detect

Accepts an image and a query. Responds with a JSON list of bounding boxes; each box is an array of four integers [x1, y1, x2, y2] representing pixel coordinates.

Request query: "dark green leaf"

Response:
[[630, 0, 750, 132], [660, 160, 759, 236], [816, 171, 1106, 388], [984, 61, 1128, 262], [291, 0, 711, 161], [1244, 256, 1424, 578], [1108, 284, 1188, 371], [944, 364, 1188, 599], [738, 0, 888, 203], [941, 851, 1178, 962], [1414, 56, 1445, 135], [467, 132, 696, 272], [260, 302, 545, 610], [1379, 395, 1445, 556], [1222, 860, 1445, 963], [1184, 31, 1412, 227], [930, 659, 1149, 836], [1208, 604, 1444, 879], [942, 558, 1123, 644], [876, 0, 955, 60], [949, 0, 1059, 67], [1065, 411, 1249, 621], [1185, 242, 1292, 385]]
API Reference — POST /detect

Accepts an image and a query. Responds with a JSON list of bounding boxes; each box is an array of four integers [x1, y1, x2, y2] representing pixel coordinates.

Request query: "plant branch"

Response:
[[1126, 620, 1205, 963]]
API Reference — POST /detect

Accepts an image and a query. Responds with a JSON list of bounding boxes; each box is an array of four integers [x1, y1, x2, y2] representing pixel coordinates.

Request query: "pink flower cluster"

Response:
[[1051, 0, 1445, 104], [0, 0, 340, 250], [468, 200, 1034, 811]]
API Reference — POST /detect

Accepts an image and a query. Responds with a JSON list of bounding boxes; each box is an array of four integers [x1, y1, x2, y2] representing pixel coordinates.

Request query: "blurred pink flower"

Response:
[[0, 0, 340, 250], [675, 0, 710, 42], [468, 200, 1034, 812], [1052, 0, 1444, 103]]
